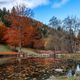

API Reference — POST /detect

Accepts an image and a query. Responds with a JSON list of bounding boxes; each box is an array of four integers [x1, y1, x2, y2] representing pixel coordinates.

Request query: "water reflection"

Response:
[[76, 64, 80, 72], [75, 64, 80, 76], [67, 69, 72, 77], [0, 58, 80, 80], [67, 64, 80, 77]]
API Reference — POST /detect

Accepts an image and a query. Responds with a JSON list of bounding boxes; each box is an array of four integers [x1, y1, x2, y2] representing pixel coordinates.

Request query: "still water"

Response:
[[67, 64, 80, 77]]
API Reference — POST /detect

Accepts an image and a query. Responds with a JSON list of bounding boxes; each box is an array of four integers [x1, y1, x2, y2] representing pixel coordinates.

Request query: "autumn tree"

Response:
[[4, 15, 44, 49], [3, 28, 19, 46], [3, 5, 35, 49], [0, 21, 7, 43]]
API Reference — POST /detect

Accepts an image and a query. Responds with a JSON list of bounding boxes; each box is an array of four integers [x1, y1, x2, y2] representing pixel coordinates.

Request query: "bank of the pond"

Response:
[[57, 53, 80, 60]]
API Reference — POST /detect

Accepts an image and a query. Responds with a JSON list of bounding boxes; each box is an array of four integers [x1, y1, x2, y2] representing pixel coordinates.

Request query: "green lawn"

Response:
[[57, 76, 76, 80], [0, 45, 12, 52]]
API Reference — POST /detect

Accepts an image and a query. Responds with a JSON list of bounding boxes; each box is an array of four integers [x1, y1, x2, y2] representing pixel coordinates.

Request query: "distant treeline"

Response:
[[0, 6, 80, 53]]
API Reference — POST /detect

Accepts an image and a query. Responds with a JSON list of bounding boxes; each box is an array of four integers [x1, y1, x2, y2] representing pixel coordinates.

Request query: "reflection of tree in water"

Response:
[[0, 58, 80, 80], [0, 58, 57, 80]]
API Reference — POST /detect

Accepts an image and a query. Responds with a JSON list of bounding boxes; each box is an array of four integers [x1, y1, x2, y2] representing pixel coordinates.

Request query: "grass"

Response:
[[0, 44, 80, 59], [17, 47, 50, 58], [57, 77, 67, 80], [57, 53, 80, 60], [57, 76, 76, 80], [0, 45, 12, 52], [0, 44, 49, 58]]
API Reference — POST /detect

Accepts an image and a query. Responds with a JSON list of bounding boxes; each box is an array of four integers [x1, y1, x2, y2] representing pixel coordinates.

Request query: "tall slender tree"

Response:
[[49, 16, 61, 29], [11, 5, 34, 17]]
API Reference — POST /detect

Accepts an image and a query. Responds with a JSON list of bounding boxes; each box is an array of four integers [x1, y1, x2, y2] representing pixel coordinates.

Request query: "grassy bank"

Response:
[[57, 53, 80, 60], [0, 45, 12, 52]]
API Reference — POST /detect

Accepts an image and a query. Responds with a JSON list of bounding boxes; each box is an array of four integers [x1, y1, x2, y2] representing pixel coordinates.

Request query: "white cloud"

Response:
[[0, 0, 49, 9], [0, 0, 70, 9], [53, 0, 69, 8]]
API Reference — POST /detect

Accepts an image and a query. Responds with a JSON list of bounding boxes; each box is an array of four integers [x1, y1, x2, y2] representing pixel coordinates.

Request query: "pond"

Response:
[[67, 64, 80, 77], [0, 58, 80, 80], [0, 58, 57, 80]]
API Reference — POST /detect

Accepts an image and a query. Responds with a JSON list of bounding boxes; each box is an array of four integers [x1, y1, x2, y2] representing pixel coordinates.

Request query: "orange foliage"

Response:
[[4, 15, 44, 48], [33, 40, 44, 49], [3, 28, 19, 46], [0, 22, 7, 43]]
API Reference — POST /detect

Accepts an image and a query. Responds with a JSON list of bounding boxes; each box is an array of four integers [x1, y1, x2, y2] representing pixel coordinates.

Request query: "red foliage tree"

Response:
[[0, 21, 7, 43], [4, 15, 44, 49], [3, 28, 19, 46]]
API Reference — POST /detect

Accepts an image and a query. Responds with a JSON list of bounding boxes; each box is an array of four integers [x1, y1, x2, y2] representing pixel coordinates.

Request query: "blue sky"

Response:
[[0, 0, 80, 24], [33, 0, 80, 24]]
